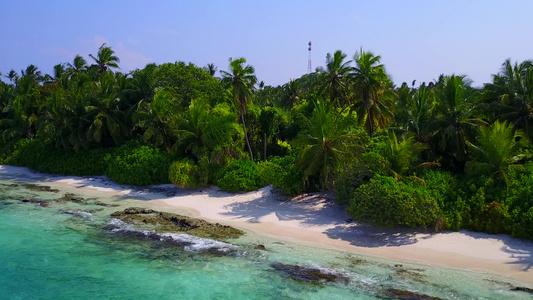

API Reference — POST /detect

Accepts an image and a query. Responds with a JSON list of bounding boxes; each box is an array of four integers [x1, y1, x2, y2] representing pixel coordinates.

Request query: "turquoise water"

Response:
[[0, 179, 532, 299]]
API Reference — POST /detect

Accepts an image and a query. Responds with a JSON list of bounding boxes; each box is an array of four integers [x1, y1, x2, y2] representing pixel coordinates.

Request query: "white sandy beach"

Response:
[[1, 165, 532, 284]]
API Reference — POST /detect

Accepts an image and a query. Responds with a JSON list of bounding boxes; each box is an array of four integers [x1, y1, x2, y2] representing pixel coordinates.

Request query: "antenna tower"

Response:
[[307, 41, 312, 73]]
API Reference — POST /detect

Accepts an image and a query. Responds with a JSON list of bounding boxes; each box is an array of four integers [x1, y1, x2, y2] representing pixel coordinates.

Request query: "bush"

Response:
[[169, 159, 199, 188], [106, 145, 171, 186], [217, 159, 261, 192], [347, 175, 439, 228], [335, 152, 390, 204]]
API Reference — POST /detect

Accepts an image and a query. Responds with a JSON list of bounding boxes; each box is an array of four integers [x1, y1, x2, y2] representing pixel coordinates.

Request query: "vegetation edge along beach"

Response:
[[0, 45, 532, 280]]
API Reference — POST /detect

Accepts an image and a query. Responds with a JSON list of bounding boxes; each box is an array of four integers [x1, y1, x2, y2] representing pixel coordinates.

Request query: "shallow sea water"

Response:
[[0, 178, 532, 300]]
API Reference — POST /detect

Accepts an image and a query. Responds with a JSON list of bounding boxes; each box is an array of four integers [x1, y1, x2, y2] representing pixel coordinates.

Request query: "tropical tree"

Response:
[[385, 131, 435, 178], [220, 57, 257, 160], [294, 102, 363, 189], [204, 63, 217, 76], [317, 50, 352, 107], [466, 121, 526, 186], [429, 75, 483, 170], [133, 89, 178, 151], [89, 44, 120, 73], [351, 49, 393, 136], [485, 59, 533, 142]]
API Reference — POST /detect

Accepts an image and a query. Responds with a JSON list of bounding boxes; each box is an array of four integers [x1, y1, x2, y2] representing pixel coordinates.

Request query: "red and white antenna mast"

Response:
[[307, 41, 312, 73]]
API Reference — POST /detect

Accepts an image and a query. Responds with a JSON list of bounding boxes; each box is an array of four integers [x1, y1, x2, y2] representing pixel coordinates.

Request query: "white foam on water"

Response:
[[61, 210, 93, 219], [107, 218, 237, 253]]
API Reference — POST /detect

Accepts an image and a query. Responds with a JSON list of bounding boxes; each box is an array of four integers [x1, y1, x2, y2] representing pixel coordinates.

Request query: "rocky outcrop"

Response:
[[110, 207, 245, 241], [382, 288, 445, 300], [271, 262, 349, 284]]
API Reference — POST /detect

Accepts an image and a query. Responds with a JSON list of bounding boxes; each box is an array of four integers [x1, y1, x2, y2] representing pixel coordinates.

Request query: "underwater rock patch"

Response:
[[106, 218, 238, 255], [110, 207, 245, 241], [22, 184, 59, 193], [21, 198, 49, 207], [271, 262, 349, 284], [511, 286, 533, 294], [382, 288, 445, 300]]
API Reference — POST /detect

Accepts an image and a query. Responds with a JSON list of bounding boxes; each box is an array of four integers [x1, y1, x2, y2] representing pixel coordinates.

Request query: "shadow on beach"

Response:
[[460, 231, 533, 272], [220, 190, 347, 227], [324, 224, 423, 247]]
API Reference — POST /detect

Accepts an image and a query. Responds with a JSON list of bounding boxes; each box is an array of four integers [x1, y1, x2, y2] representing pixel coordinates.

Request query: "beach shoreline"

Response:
[[2, 165, 532, 285]]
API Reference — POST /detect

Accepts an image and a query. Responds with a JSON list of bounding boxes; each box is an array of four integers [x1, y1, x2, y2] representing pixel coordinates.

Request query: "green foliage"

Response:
[[169, 159, 199, 188], [106, 144, 171, 186], [6, 138, 111, 176], [257, 155, 304, 196], [347, 175, 440, 228], [217, 159, 262, 192], [335, 152, 390, 204]]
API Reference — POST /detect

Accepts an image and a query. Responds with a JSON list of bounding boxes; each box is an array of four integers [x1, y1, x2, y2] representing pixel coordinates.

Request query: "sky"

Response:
[[1, 0, 532, 88]]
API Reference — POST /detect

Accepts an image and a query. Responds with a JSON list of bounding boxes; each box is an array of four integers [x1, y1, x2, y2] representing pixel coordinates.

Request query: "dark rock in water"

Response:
[[58, 193, 88, 204], [21, 199, 49, 207], [271, 262, 349, 284], [511, 286, 533, 294], [110, 207, 245, 241], [22, 183, 59, 193], [255, 244, 266, 250], [382, 288, 445, 300], [93, 200, 120, 207], [105, 219, 238, 256]]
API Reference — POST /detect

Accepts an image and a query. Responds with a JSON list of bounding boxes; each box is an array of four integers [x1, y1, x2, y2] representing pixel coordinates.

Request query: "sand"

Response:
[[1, 165, 532, 284]]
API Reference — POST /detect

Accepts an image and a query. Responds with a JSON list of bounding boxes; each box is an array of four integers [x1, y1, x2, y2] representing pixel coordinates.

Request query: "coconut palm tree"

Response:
[[204, 63, 217, 76], [220, 57, 257, 160], [294, 102, 363, 189], [351, 49, 393, 136], [317, 50, 352, 107], [89, 44, 120, 73], [429, 75, 484, 171], [485, 59, 533, 142], [466, 121, 526, 186]]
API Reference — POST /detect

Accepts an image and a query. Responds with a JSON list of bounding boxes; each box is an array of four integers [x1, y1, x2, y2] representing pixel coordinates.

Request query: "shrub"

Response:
[[106, 145, 171, 186], [217, 159, 261, 192], [335, 152, 390, 204], [169, 159, 199, 188], [347, 175, 439, 228]]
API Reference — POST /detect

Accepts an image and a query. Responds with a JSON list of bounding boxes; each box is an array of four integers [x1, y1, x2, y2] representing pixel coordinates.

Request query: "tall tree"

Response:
[[430, 75, 483, 171], [89, 44, 120, 73], [351, 49, 393, 136], [317, 50, 352, 107], [220, 57, 257, 160], [204, 63, 218, 76], [294, 102, 363, 189]]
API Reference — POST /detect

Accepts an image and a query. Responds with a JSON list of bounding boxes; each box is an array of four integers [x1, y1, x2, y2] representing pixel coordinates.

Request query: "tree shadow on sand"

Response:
[[220, 189, 348, 227], [324, 223, 425, 247], [460, 231, 533, 272]]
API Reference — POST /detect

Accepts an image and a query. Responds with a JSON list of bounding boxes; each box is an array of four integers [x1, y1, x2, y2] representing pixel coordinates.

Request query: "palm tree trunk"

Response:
[[264, 132, 267, 161], [240, 112, 254, 161]]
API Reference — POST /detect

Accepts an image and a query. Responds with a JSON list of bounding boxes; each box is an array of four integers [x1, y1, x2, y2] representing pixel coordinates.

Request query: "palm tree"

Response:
[[385, 131, 434, 178], [220, 57, 257, 160], [485, 59, 533, 142], [430, 75, 483, 170], [89, 44, 120, 73], [351, 49, 393, 136], [204, 63, 217, 76], [67, 55, 88, 75], [133, 89, 178, 151], [317, 50, 352, 107], [466, 121, 525, 186], [294, 102, 363, 189]]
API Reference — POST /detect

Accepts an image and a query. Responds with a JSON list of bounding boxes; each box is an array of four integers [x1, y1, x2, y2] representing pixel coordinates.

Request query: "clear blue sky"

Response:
[[1, 0, 532, 87]]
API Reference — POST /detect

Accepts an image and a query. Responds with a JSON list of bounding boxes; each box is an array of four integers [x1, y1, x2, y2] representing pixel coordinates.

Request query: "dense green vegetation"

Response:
[[1, 44, 532, 239]]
